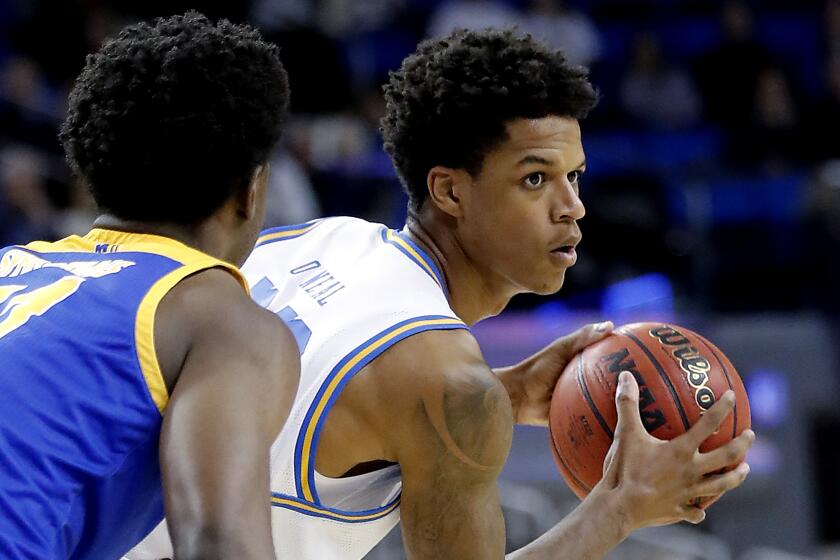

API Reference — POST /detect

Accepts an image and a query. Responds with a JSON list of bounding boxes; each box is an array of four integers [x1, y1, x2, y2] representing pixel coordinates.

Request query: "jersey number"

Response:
[[0, 276, 85, 339], [276, 306, 311, 355], [251, 277, 312, 355]]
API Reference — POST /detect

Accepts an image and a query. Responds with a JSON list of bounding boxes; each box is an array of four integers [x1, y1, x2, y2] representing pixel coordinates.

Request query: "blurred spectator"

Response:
[[619, 33, 700, 130], [694, 0, 775, 127], [322, 2, 417, 92], [289, 113, 374, 174], [0, 0, 831, 315], [0, 145, 56, 246], [518, 0, 602, 67], [263, 147, 321, 227], [427, 0, 517, 38], [317, 0, 405, 38], [0, 56, 62, 152], [730, 68, 805, 173], [250, 0, 315, 31]]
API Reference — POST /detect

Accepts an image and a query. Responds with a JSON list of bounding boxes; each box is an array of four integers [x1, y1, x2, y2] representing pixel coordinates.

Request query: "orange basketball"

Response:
[[548, 322, 751, 504]]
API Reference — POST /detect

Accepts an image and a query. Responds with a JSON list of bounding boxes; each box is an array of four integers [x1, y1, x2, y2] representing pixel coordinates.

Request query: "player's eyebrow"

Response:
[[517, 155, 554, 167], [517, 155, 587, 170]]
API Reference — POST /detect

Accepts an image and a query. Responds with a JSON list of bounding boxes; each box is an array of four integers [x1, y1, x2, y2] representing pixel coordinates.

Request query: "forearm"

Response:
[[165, 477, 277, 560], [506, 486, 630, 560], [494, 364, 524, 421], [494, 322, 614, 427], [175, 538, 274, 560], [173, 529, 273, 560], [493, 356, 542, 426]]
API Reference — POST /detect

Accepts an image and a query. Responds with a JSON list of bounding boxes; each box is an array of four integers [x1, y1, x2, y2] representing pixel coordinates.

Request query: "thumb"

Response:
[[562, 321, 614, 357], [614, 370, 644, 437]]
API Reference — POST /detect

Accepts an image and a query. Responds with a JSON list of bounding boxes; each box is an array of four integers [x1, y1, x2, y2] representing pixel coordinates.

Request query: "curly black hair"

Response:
[[382, 28, 598, 211], [60, 11, 289, 224]]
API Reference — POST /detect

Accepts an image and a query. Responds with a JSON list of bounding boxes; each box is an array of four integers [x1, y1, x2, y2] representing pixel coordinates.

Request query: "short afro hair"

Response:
[[382, 28, 598, 211], [60, 11, 289, 224]]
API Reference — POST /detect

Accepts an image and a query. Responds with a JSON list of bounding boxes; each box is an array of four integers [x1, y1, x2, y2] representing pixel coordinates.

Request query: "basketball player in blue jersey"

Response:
[[0, 13, 299, 559], [131, 29, 755, 559]]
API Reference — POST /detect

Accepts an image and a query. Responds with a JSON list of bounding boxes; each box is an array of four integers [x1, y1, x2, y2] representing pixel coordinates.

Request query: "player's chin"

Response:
[[528, 270, 566, 295]]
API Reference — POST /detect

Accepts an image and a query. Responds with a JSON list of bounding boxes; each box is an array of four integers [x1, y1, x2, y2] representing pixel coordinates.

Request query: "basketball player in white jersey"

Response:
[[129, 28, 754, 559]]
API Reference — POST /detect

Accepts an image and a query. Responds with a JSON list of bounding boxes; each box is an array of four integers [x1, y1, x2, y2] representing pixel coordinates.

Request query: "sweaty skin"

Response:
[[314, 117, 753, 559]]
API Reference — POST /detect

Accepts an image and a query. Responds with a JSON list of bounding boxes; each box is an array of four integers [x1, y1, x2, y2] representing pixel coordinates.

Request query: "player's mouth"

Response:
[[548, 229, 581, 267], [549, 245, 577, 266]]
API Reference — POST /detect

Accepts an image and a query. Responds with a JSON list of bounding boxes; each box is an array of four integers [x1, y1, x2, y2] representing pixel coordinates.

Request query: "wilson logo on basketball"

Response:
[[649, 326, 716, 411]]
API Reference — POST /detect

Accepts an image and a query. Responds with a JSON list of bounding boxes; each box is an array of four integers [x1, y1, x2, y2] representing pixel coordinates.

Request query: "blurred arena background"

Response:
[[1, 0, 838, 558]]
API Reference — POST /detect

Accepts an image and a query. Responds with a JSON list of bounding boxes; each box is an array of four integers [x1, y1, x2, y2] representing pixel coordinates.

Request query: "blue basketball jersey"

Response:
[[0, 229, 247, 559]]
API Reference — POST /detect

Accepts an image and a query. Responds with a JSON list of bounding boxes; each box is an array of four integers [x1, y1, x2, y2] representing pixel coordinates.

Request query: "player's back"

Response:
[[0, 229, 245, 559]]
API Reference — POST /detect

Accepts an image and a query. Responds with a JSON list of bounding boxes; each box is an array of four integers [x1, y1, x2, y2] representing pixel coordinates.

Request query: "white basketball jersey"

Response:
[[126, 217, 467, 559]]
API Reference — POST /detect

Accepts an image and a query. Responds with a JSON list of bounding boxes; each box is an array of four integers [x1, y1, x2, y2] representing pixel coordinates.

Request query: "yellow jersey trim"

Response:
[[24, 236, 91, 253], [25, 229, 248, 290], [256, 222, 321, 247], [270, 493, 400, 522], [134, 264, 214, 413], [25, 228, 249, 414], [135, 257, 249, 414], [383, 230, 441, 288], [19, 229, 249, 414]]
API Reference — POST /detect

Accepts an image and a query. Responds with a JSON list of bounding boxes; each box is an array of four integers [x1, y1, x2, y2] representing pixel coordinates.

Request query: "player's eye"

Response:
[[523, 172, 546, 189], [567, 170, 581, 185]]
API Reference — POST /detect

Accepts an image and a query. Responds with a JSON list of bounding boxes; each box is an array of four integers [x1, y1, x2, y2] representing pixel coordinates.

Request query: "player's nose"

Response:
[[551, 182, 585, 222]]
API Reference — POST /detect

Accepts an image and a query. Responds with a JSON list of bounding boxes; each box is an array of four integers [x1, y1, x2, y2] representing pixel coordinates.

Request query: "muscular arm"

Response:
[[379, 331, 751, 560], [154, 269, 299, 559], [382, 329, 511, 559], [505, 489, 628, 560], [379, 329, 628, 560]]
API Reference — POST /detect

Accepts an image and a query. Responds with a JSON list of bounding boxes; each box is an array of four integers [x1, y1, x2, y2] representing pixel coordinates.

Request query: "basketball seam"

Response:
[[694, 333, 738, 439], [548, 409, 592, 494], [576, 352, 614, 441], [619, 330, 692, 432]]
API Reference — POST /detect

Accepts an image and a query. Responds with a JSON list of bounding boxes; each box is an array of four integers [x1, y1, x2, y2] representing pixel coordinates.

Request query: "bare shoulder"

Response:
[[368, 328, 514, 475], [155, 267, 299, 392]]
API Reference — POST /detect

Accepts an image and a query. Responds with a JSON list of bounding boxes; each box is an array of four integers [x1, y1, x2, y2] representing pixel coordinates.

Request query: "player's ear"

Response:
[[427, 166, 470, 218], [239, 164, 268, 220]]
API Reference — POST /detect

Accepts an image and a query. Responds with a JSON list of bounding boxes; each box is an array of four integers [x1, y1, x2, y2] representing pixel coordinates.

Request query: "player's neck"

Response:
[[91, 214, 231, 262], [405, 211, 516, 326]]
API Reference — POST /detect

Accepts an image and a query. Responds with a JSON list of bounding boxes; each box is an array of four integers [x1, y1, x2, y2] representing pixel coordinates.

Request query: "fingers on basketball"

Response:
[[614, 371, 645, 437], [681, 390, 736, 449]]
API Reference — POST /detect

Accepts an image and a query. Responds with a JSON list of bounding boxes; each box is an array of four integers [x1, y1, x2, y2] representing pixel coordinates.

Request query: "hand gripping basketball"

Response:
[[548, 322, 752, 504], [600, 371, 754, 529]]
